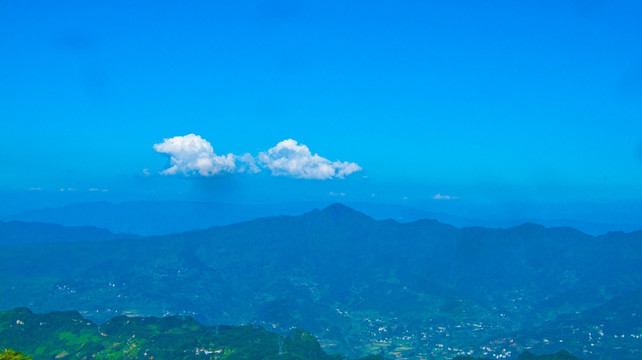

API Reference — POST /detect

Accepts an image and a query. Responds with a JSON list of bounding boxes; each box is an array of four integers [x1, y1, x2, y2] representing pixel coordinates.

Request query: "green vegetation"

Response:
[[0, 350, 32, 360], [0, 308, 381, 360]]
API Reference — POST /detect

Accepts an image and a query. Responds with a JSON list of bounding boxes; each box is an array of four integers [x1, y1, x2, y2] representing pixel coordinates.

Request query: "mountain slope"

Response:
[[499, 289, 642, 360]]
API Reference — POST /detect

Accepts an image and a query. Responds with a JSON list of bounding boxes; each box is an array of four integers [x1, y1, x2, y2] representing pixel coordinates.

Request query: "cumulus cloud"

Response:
[[258, 139, 362, 179], [153, 134, 259, 176], [153, 135, 361, 180]]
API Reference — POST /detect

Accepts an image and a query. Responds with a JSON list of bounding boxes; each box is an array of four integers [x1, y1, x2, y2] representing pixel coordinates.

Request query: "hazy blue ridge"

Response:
[[4, 200, 639, 237], [0, 220, 136, 246]]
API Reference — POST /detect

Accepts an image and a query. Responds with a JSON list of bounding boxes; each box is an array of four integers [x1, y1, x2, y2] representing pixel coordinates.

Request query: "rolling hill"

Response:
[[0, 307, 382, 360]]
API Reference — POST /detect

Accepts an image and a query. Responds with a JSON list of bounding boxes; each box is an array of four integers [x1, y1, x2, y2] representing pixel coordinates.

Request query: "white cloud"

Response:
[[258, 139, 362, 180], [235, 153, 261, 174], [153, 135, 360, 180], [153, 134, 258, 176], [433, 193, 458, 200]]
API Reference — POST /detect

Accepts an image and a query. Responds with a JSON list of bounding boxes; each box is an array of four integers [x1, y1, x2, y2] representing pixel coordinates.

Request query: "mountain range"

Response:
[[1, 204, 640, 359]]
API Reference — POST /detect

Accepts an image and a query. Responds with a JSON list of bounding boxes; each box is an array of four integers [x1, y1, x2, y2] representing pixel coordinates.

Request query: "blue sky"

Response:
[[1, 1, 642, 219]]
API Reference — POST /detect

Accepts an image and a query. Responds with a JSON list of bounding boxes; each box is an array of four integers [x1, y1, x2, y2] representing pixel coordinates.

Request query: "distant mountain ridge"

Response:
[[3, 201, 305, 236], [0, 220, 135, 245], [4, 200, 638, 236], [1, 203, 641, 359]]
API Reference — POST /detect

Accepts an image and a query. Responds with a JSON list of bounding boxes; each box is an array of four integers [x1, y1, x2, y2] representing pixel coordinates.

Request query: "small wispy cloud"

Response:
[[28, 187, 41, 191], [153, 135, 361, 180], [432, 193, 458, 200], [88, 188, 108, 192], [258, 139, 362, 180]]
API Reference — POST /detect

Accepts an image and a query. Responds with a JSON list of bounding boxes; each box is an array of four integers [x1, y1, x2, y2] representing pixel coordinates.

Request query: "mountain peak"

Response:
[[321, 203, 370, 217], [323, 203, 355, 213], [306, 203, 375, 224]]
